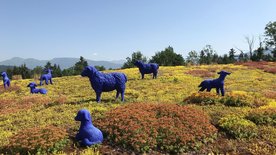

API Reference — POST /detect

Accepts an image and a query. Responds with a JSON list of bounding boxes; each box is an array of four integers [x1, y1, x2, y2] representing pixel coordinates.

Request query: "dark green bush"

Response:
[[246, 108, 276, 126]]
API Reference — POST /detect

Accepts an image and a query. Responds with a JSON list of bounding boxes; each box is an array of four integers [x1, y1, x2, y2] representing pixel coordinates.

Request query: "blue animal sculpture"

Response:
[[81, 66, 127, 102], [198, 70, 231, 96], [75, 109, 103, 146], [1, 72, 10, 89], [134, 60, 159, 79], [27, 82, 47, 94], [40, 69, 53, 86]]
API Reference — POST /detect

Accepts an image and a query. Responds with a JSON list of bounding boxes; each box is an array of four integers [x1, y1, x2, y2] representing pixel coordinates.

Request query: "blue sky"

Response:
[[0, 0, 276, 61]]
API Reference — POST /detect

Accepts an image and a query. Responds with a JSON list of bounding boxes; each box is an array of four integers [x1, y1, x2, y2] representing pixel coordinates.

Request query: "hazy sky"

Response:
[[0, 0, 276, 61]]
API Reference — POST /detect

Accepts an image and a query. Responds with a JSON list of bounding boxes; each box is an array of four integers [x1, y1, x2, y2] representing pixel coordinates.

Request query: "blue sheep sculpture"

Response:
[[27, 82, 47, 94], [198, 70, 231, 96], [81, 66, 127, 102], [75, 109, 103, 146], [1, 72, 10, 89], [40, 69, 53, 86], [134, 60, 159, 79]]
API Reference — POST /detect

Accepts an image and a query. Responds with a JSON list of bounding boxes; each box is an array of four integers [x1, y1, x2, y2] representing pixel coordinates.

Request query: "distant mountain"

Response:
[[0, 57, 125, 70]]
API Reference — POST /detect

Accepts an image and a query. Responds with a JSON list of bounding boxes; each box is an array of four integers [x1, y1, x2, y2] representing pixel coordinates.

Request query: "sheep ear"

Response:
[[84, 111, 91, 121]]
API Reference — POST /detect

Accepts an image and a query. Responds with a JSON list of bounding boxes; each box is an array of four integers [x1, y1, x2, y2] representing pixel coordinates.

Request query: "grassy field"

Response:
[[0, 62, 275, 154]]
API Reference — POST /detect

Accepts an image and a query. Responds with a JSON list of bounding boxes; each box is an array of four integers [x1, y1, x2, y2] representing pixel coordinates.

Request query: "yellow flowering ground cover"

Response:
[[0, 63, 275, 154]]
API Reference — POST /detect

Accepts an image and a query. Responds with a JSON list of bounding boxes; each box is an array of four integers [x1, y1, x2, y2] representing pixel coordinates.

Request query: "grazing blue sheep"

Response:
[[1, 72, 10, 89], [134, 60, 159, 79], [198, 70, 231, 96], [81, 66, 127, 102], [40, 69, 53, 86], [75, 109, 103, 146], [27, 82, 47, 94]]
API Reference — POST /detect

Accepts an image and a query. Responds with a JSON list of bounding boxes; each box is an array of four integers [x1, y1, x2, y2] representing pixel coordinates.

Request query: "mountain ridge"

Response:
[[0, 57, 125, 69]]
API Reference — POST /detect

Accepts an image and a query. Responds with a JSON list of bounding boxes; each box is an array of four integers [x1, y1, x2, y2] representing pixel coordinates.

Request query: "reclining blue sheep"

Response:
[[27, 82, 47, 94], [198, 70, 231, 96], [81, 66, 127, 102], [40, 69, 53, 86], [134, 60, 159, 79], [1, 72, 10, 89], [75, 109, 103, 147]]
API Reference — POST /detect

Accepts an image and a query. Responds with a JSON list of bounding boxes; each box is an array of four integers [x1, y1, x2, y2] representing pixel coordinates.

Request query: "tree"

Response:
[[44, 61, 52, 69], [95, 65, 106, 71], [245, 35, 255, 59], [228, 48, 236, 63], [52, 64, 62, 77], [199, 45, 216, 64], [122, 51, 147, 69], [19, 64, 31, 79], [186, 50, 199, 65], [74, 56, 88, 75], [150, 46, 185, 66], [264, 21, 276, 49]]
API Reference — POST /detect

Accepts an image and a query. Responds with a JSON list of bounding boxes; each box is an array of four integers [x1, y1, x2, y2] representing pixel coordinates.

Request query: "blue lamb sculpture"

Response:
[[27, 82, 47, 94], [40, 69, 53, 86], [1, 72, 10, 89], [198, 70, 231, 96], [75, 109, 103, 146], [134, 60, 159, 79], [81, 66, 127, 102]]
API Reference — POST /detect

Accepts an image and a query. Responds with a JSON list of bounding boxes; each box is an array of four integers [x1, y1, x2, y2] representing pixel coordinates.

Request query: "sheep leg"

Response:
[[7, 81, 10, 87], [40, 80, 43, 86], [121, 91, 125, 102], [45, 79, 49, 85], [206, 87, 211, 92], [49, 78, 53, 84], [220, 86, 225, 96], [216, 88, 220, 95], [199, 87, 206, 91], [116, 91, 120, 99], [96, 92, 102, 103], [141, 73, 144, 79]]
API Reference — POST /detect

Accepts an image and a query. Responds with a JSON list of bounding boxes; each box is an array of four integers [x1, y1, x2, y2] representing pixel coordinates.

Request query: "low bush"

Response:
[[219, 115, 258, 139], [185, 69, 214, 78], [95, 103, 217, 153], [246, 108, 276, 126], [3, 125, 69, 154], [183, 92, 219, 105]]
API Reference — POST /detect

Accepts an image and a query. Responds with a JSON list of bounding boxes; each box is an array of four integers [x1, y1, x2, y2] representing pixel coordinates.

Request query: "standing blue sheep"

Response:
[[198, 70, 231, 96], [40, 69, 53, 86], [1, 72, 10, 89], [75, 109, 103, 147], [27, 82, 47, 94], [134, 60, 159, 79], [81, 66, 127, 102]]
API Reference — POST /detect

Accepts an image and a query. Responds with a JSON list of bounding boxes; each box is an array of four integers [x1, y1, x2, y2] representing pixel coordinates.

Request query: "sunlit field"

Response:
[[0, 63, 275, 154]]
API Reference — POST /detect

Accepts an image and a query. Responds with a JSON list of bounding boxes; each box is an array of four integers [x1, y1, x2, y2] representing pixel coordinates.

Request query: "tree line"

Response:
[[122, 21, 276, 68]]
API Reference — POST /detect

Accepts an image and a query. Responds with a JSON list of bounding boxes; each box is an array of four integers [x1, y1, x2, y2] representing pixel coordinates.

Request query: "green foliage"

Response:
[[74, 56, 88, 75], [150, 46, 185, 66], [94, 65, 106, 71], [219, 115, 258, 139], [186, 50, 199, 65], [246, 108, 276, 126], [265, 21, 276, 48], [122, 51, 147, 69], [95, 103, 217, 153], [183, 92, 219, 105]]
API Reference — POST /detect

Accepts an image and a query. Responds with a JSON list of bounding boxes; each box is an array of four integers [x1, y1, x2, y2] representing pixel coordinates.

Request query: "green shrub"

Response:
[[219, 115, 258, 139], [246, 108, 276, 126], [3, 125, 69, 154], [95, 103, 217, 153]]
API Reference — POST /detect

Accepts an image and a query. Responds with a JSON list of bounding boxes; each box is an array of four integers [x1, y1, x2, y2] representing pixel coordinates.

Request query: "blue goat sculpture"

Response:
[[40, 69, 53, 86], [81, 66, 127, 102], [134, 60, 159, 79], [1, 72, 10, 89], [75, 109, 103, 146], [198, 70, 231, 96], [27, 82, 47, 94]]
